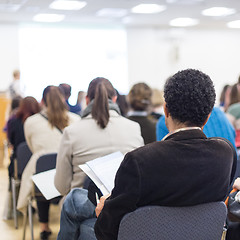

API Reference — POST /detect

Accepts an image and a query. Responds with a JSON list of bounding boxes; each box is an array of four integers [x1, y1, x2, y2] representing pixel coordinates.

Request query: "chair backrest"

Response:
[[16, 142, 32, 175], [35, 153, 59, 202], [118, 202, 227, 240], [35, 153, 57, 173]]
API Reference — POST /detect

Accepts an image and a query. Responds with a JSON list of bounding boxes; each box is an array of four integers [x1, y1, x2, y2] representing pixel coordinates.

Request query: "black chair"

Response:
[[118, 202, 227, 240], [11, 142, 32, 229], [23, 153, 58, 240]]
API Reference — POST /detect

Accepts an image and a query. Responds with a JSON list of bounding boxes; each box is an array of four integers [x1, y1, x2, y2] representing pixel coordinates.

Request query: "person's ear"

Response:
[[112, 95, 117, 103], [201, 113, 211, 130], [86, 96, 90, 105], [163, 102, 169, 118]]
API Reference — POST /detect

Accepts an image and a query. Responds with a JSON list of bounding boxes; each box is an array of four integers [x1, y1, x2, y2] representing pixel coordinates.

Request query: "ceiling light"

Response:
[[0, 4, 21, 12], [131, 4, 166, 14], [49, 0, 87, 11], [227, 20, 240, 29], [169, 18, 199, 27], [202, 7, 236, 17], [33, 13, 65, 22], [96, 8, 128, 18], [167, 0, 204, 4]]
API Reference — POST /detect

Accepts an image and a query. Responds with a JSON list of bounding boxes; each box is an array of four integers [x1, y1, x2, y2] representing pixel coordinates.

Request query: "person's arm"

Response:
[[7, 118, 15, 145], [24, 118, 34, 152], [54, 128, 73, 196], [94, 152, 141, 240]]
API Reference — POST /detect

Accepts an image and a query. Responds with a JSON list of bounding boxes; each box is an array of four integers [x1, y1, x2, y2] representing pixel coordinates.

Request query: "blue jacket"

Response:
[[156, 107, 237, 151]]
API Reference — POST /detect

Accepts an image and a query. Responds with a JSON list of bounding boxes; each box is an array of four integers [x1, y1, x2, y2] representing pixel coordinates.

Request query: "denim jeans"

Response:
[[57, 188, 97, 240]]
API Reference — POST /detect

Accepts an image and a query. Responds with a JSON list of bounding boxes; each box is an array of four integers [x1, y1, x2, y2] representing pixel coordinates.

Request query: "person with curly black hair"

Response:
[[94, 69, 236, 240], [163, 69, 215, 127]]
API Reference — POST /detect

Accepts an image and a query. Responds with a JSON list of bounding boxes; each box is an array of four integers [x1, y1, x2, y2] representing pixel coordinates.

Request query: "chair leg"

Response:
[[221, 225, 227, 240], [11, 178, 18, 229], [28, 198, 34, 240], [22, 208, 28, 240]]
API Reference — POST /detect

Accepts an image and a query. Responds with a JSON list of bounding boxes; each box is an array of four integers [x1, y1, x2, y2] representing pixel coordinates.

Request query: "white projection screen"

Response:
[[19, 24, 128, 103]]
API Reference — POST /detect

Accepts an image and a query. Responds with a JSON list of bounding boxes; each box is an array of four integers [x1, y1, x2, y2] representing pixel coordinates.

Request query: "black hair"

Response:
[[164, 69, 216, 127]]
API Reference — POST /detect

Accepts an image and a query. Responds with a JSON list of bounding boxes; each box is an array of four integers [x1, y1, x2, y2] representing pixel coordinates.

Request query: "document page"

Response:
[[32, 169, 61, 200], [79, 164, 109, 195], [86, 152, 124, 193]]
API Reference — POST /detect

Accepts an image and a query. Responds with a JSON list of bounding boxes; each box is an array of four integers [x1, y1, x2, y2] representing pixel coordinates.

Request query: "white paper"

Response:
[[81, 151, 124, 193], [79, 164, 109, 195], [32, 169, 61, 200]]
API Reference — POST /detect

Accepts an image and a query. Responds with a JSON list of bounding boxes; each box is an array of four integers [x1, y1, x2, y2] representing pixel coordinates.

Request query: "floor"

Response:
[[0, 167, 61, 240]]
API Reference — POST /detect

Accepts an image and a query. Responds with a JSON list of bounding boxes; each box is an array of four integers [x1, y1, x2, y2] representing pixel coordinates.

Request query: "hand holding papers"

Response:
[[32, 169, 61, 200], [79, 152, 124, 195]]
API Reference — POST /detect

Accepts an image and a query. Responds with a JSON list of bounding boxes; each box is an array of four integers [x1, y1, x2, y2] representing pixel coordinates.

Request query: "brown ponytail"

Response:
[[87, 77, 116, 129], [44, 86, 69, 130]]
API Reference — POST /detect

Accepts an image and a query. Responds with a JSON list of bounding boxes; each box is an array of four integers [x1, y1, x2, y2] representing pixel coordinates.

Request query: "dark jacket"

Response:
[[95, 129, 236, 240], [127, 115, 156, 144]]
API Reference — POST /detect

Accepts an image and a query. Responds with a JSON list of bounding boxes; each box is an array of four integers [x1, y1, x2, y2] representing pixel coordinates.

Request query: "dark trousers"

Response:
[[37, 199, 50, 223]]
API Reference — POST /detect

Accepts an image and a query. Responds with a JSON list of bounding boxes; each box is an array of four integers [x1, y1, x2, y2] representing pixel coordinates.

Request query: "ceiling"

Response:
[[0, 0, 240, 29]]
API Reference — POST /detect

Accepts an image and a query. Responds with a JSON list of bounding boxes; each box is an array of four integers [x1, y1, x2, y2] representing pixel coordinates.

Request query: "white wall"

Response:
[[127, 27, 240, 102], [1, 23, 240, 104], [0, 24, 19, 92]]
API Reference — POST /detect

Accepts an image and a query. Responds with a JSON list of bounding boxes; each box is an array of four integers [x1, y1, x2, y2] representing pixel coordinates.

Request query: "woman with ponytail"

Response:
[[17, 86, 79, 240], [55, 77, 143, 194], [55, 78, 143, 239]]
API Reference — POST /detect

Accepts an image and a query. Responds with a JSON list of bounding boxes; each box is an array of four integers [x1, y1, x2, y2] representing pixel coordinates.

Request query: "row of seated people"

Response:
[[6, 79, 157, 239], [55, 69, 237, 240], [5, 69, 239, 240]]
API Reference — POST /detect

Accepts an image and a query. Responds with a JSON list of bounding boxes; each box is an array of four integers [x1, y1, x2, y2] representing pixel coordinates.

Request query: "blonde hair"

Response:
[[151, 88, 164, 108], [43, 86, 69, 130], [13, 69, 20, 78]]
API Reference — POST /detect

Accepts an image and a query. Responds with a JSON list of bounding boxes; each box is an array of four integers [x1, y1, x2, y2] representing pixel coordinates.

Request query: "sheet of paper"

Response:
[[32, 169, 61, 200], [79, 164, 109, 195], [86, 151, 124, 193]]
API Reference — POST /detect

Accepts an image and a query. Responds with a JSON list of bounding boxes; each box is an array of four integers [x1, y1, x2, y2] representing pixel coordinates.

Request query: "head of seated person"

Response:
[[164, 69, 216, 132], [128, 82, 152, 112], [86, 77, 117, 129]]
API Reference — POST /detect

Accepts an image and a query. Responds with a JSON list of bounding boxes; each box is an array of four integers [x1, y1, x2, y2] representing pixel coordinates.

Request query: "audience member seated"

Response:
[[54, 77, 143, 196], [226, 84, 240, 148], [149, 88, 164, 120], [17, 86, 79, 240], [55, 77, 143, 240], [7, 96, 40, 182], [219, 84, 230, 111], [157, 107, 237, 151], [4, 96, 22, 134], [127, 82, 156, 144], [59, 83, 81, 114], [115, 89, 129, 117], [226, 178, 240, 240], [57, 69, 237, 240], [77, 90, 87, 112]]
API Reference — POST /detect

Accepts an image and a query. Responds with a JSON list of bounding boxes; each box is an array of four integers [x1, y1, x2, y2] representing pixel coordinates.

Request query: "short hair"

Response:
[[151, 88, 164, 108], [13, 70, 20, 78], [164, 69, 216, 127], [128, 82, 152, 111], [59, 83, 71, 99]]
